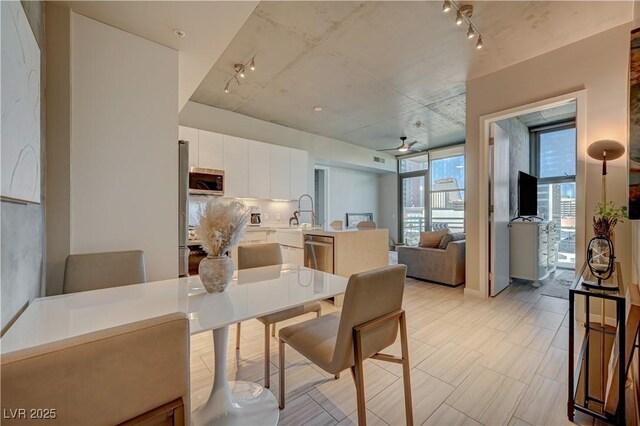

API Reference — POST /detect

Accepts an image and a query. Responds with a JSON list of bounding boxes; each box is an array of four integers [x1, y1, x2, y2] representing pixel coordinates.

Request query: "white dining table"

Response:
[[1, 263, 349, 426]]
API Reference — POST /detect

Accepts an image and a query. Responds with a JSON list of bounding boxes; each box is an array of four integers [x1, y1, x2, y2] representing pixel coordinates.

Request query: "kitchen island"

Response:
[[303, 228, 389, 306]]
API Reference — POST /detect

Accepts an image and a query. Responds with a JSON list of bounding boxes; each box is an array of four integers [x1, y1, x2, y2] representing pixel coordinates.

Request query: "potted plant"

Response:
[[592, 201, 628, 239], [195, 199, 250, 293]]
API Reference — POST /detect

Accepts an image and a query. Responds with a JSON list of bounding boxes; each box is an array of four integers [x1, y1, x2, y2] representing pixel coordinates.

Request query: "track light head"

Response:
[[442, 0, 452, 13], [467, 25, 475, 39], [250, 58, 256, 71], [234, 76, 240, 86], [455, 10, 464, 25], [476, 35, 484, 50], [224, 83, 230, 93]]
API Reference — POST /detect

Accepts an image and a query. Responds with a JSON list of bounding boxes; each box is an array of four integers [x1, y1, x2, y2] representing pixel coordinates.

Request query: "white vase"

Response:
[[199, 255, 234, 293]]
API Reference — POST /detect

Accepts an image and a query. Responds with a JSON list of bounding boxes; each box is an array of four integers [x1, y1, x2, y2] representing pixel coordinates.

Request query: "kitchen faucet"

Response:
[[297, 194, 315, 226]]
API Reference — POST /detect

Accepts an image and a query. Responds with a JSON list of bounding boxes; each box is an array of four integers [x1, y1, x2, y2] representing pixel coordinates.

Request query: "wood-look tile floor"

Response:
[[190, 277, 590, 425]]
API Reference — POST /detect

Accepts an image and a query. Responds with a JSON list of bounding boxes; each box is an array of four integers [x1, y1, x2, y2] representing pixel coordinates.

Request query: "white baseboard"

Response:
[[463, 287, 484, 298]]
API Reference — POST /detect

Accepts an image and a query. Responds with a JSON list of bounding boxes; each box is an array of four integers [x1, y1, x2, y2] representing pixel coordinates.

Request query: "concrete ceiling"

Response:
[[55, 1, 258, 110], [191, 1, 632, 153], [517, 102, 577, 128]]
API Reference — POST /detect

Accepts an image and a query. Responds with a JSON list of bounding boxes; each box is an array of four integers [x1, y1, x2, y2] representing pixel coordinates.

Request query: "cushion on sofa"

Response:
[[438, 232, 466, 249], [419, 229, 449, 248]]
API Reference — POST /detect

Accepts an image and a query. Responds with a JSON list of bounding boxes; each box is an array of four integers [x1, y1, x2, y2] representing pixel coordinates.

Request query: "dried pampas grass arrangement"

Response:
[[196, 199, 250, 257]]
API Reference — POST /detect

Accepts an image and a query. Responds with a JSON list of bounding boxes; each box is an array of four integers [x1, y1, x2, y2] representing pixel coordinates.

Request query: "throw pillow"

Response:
[[438, 232, 466, 249], [419, 229, 449, 248]]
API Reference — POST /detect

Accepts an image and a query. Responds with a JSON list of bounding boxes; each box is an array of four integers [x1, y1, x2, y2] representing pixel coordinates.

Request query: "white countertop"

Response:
[[1, 264, 348, 354]]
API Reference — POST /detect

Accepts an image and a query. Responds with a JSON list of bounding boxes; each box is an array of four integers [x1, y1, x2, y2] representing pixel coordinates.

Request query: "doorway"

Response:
[[480, 91, 585, 298], [314, 167, 329, 227]]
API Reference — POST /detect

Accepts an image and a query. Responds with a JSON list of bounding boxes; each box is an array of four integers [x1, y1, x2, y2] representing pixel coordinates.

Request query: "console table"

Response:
[[567, 261, 634, 424]]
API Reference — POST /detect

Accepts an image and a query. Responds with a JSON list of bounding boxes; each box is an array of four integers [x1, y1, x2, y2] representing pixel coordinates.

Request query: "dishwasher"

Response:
[[304, 234, 334, 273]]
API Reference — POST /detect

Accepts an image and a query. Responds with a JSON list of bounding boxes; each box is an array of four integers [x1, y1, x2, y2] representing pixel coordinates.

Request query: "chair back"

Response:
[[330, 265, 407, 372], [330, 220, 343, 230], [63, 250, 147, 294], [238, 243, 283, 270], [1, 313, 190, 425], [356, 221, 376, 230]]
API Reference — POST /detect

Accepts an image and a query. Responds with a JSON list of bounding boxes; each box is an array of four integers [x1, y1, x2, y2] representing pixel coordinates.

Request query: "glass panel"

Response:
[[430, 155, 465, 189], [538, 128, 576, 178], [538, 182, 576, 268], [399, 154, 428, 173], [402, 175, 425, 245], [430, 190, 465, 232]]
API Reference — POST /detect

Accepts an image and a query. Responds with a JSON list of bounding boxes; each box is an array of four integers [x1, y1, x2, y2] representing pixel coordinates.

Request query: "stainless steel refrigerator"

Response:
[[178, 140, 190, 277]]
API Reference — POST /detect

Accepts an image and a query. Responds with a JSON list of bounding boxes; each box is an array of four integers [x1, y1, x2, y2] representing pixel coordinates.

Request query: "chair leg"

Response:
[[271, 323, 276, 337], [399, 312, 414, 426], [352, 330, 367, 426], [235, 322, 241, 350], [334, 372, 340, 380], [264, 325, 271, 388], [279, 339, 286, 410], [316, 309, 321, 318]]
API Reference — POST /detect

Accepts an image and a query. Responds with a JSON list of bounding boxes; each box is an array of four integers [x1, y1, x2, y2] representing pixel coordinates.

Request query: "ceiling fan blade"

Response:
[[377, 144, 403, 152]]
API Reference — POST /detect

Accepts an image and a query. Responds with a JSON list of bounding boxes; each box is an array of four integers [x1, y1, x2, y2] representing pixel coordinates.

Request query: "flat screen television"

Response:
[[518, 171, 538, 216]]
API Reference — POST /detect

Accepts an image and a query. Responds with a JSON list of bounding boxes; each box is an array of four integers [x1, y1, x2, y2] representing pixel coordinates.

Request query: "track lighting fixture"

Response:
[[224, 56, 257, 93], [442, 2, 485, 50], [466, 24, 475, 39], [455, 10, 463, 25]]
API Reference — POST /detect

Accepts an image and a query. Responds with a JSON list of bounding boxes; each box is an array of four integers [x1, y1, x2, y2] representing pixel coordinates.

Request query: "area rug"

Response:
[[541, 270, 575, 300]]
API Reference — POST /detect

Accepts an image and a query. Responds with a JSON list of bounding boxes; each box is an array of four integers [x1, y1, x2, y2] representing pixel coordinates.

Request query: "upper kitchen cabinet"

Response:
[[223, 135, 249, 198], [198, 130, 224, 170], [178, 126, 198, 168], [248, 140, 271, 200], [270, 145, 290, 200], [289, 148, 308, 200]]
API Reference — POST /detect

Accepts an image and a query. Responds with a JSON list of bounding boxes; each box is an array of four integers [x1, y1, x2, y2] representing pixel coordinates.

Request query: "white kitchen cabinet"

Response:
[[223, 135, 249, 198], [179, 126, 199, 168], [198, 130, 224, 170], [289, 148, 308, 200], [248, 140, 271, 200], [270, 145, 291, 200]]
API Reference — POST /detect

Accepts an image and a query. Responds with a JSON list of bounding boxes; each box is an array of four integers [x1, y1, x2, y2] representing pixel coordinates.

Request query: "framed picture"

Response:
[[345, 213, 373, 228], [629, 28, 640, 219]]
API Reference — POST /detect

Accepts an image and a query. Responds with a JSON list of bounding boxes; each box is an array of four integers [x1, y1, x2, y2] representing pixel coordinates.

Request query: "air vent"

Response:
[[373, 156, 386, 164]]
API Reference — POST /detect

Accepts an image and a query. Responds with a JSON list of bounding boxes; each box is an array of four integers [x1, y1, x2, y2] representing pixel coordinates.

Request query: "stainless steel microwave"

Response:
[[189, 167, 224, 196]]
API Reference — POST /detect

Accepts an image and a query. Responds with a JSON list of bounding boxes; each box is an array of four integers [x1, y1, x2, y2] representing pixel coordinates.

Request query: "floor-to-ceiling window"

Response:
[[532, 123, 576, 269], [399, 146, 465, 245]]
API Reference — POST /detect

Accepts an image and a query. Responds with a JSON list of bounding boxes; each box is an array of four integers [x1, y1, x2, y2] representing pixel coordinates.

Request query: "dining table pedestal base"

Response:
[[191, 326, 280, 426]]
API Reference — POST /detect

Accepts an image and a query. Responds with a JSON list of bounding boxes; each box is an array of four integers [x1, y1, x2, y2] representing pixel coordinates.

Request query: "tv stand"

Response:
[[509, 220, 558, 288]]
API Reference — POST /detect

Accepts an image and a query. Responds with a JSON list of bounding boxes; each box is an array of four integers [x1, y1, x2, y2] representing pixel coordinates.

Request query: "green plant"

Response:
[[593, 201, 628, 237]]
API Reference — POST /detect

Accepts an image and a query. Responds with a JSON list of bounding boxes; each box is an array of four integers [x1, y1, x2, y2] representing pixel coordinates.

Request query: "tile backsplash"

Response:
[[189, 197, 304, 227]]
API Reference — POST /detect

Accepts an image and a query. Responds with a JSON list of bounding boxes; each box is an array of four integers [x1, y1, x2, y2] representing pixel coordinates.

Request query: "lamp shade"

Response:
[[587, 140, 625, 161]]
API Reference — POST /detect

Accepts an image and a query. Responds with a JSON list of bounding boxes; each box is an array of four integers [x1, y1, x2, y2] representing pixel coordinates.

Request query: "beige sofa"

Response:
[[397, 240, 465, 286], [1, 312, 190, 425]]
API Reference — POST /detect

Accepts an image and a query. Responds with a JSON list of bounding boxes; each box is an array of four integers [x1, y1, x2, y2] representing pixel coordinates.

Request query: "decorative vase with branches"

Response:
[[592, 201, 627, 239], [195, 199, 250, 293]]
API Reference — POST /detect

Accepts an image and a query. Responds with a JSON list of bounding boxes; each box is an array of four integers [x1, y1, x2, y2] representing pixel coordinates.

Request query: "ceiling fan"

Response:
[[378, 136, 419, 153]]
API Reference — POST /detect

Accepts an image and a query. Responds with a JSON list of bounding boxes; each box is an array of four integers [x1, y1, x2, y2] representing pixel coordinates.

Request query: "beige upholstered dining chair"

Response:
[[236, 243, 322, 388], [330, 220, 343, 230], [63, 250, 147, 294], [278, 264, 412, 426], [356, 220, 376, 230], [1, 312, 190, 425]]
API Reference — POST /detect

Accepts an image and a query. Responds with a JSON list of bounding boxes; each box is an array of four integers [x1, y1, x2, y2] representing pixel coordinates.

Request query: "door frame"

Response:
[[474, 90, 586, 298]]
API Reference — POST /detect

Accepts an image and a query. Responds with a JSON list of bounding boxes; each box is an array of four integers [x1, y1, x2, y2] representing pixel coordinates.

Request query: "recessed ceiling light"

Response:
[[174, 29, 186, 38], [313, 106, 323, 112]]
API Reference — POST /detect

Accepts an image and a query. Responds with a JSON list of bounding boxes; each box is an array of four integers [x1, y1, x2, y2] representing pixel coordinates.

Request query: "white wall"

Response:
[[46, 12, 179, 294], [327, 167, 380, 227], [466, 23, 633, 293]]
